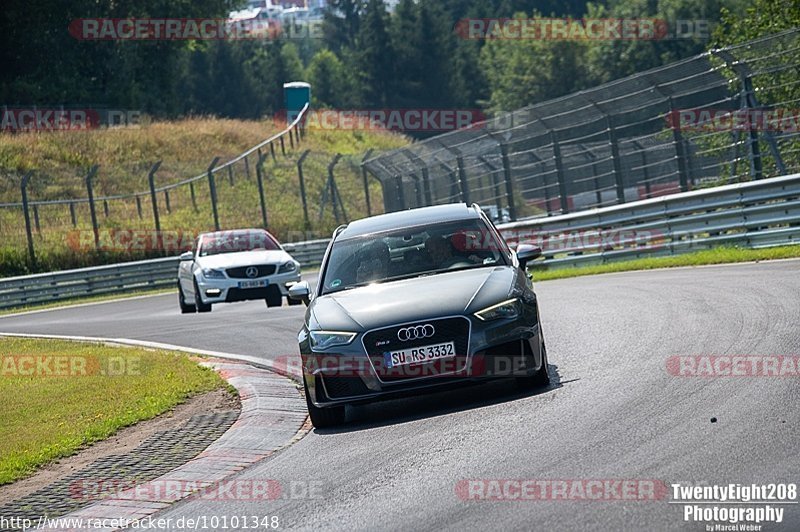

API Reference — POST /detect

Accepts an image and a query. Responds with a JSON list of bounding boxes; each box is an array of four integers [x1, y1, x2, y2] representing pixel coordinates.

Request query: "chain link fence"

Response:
[[363, 29, 800, 220], [0, 100, 390, 276]]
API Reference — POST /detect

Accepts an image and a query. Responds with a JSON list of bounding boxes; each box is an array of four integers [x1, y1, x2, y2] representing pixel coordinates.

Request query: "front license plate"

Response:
[[238, 279, 268, 289], [386, 341, 456, 368]]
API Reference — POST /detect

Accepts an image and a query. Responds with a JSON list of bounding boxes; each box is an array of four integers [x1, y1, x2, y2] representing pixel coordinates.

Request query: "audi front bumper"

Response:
[[301, 309, 544, 408]]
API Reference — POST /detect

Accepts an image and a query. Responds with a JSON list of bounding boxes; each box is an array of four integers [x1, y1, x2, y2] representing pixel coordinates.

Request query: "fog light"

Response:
[[205, 288, 222, 297]]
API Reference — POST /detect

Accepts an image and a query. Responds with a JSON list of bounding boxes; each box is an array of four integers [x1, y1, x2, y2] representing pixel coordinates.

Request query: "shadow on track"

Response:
[[314, 362, 570, 434]]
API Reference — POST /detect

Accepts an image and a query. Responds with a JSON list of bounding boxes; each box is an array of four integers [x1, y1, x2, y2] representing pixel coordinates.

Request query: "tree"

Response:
[[712, 0, 800, 45], [584, 0, 731, 85], [354, 0, 394, 107], [322, 0, 365, 52], [479, 13, 591, 112], [306, 49, 353, 107], [388, 0, 422, 107], [280, 42, 306, 83]]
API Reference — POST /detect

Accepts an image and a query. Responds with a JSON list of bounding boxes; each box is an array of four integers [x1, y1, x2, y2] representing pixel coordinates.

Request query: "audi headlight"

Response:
[[474, 298, 522, 321], [278, 261, 298, 274], [201, 268, 226, 279], [309, 331, 357, 350]]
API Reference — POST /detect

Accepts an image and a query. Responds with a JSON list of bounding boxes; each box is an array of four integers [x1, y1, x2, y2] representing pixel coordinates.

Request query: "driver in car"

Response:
[[356, 241, 390, 283], [425, 235, 466, 269]]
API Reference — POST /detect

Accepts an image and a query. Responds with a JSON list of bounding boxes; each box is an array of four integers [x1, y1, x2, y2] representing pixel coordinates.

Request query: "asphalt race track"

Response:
[[2, 260, 799, 530]]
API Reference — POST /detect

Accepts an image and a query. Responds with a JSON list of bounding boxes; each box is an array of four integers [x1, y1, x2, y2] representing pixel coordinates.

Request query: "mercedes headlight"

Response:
[[201, 268, 226, 279], [278, 261, 299, 274], [309, 331, 357, 350], [474, 298, 522, 321]]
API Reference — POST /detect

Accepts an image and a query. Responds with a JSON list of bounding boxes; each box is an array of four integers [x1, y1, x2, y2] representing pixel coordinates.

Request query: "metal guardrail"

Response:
[[0, 257, 180, 310], [497, 171, 800, 268], [282, 238, 330, 268], [0, 173, 798, 309], [0, 238, 328, 310]]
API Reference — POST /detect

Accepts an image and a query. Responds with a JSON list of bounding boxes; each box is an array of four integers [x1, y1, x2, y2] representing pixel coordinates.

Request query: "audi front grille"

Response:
[[361, 316, 471, 382]]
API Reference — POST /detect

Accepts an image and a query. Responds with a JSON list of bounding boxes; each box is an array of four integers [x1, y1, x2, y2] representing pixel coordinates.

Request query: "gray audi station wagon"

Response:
[[289, 203, 549, 427]]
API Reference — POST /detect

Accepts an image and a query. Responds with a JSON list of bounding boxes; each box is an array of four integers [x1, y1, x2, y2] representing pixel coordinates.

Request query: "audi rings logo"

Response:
[[245, 266, 259, 278], [397, 324, 435, 342]]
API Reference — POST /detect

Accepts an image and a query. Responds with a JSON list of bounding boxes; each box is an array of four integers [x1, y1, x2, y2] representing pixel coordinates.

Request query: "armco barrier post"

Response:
[[147, 161, 162, 234], [669, 98, 691, 192], [479, 155, 504, 215], [482, 131, 517, 221], [456, 155, 470, 205], [189, 182, 198, 212], [164, 189, 171, 213], [33, 204, 41, 232], [135, 196, 143, 219], [403, 149, 432, 207], [255, 152, 269, 228], [550, 130, 569, 214], [606, 116, 626, 204], [327, 153, 346, 223], [297, 149, 311, 228], [361, 149, 374, 216], [70, 201, 78, 226], [395, 175, 407, 210], [207, 157, 221, 231], [711, 49, 764, 181], [20, 171, 35, 266], [85, 165, 100, 251]]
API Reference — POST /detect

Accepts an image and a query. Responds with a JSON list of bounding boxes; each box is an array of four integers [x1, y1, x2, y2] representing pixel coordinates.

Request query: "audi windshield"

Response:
[[320, 219, 509, 295]]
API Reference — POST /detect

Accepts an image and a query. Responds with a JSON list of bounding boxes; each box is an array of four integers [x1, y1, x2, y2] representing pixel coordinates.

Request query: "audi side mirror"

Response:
[[516, 244, 542, 270], [288, 281, 311, 306], [180, 251, 194, 261]]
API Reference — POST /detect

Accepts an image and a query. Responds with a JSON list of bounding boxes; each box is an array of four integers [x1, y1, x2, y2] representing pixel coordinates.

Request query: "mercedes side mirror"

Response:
[[516, 244, 542, 270], [179, 251, 194, 261], [288, 281, 311, 306]]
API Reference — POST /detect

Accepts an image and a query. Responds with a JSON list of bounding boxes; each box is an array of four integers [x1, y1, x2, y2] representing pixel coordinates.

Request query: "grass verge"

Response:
[[531, 245, 800, 282], [0, 118, 409, 276], [0, 337, 227, 485]]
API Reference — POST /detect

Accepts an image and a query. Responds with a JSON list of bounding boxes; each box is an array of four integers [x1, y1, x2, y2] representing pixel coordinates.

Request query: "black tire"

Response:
[[516, 336, 550, 390], [178, 283, 196, 314], [265, 287, 283, 308], [303, 377, 345, 428], [193, 279, 212, 313]]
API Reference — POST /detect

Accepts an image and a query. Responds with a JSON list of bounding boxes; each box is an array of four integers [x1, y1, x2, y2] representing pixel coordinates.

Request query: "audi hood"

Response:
[[308, 266, 525, 332]]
